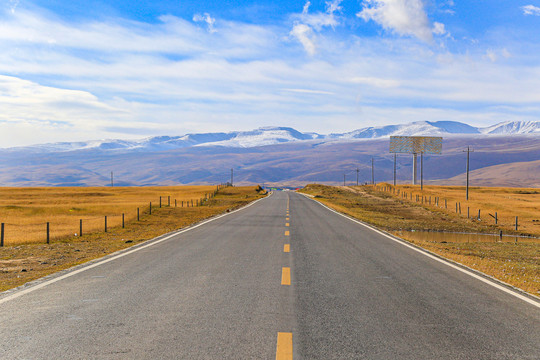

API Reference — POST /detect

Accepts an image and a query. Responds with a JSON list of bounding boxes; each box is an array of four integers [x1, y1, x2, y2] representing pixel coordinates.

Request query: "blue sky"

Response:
[[1, 0, 540, 147]]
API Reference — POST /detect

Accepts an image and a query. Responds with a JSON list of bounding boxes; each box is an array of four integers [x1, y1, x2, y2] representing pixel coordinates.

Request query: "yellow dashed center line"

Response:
[[286, 217, 289, 221], [285, 230, 290, 236], [284, 244, 290, 252], [285, 223, 289, 227], [281, 267, 291, 285], [276, 332, 293, 360]]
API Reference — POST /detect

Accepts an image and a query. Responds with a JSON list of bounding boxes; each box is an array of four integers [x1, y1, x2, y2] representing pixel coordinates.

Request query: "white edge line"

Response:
[[300, 193, 540, 309], [0, 194, 270, 305]]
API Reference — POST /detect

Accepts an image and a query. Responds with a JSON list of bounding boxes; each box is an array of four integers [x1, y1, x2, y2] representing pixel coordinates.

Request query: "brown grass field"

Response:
[[0, 186, 266, 292], [0, 185, 221, 245], [300, 184, 540, 296], [385, 184, 540, 237]]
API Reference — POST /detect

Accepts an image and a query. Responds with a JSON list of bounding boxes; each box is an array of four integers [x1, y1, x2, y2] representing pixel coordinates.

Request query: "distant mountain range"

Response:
[[2, 120, 539, 154], [0, 120, 538, 187]]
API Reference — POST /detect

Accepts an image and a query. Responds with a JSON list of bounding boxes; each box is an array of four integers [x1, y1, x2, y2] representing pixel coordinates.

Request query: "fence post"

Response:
[[168, 196, 170, 206], [47, 222, 50, 244], [478, 209, 481, 220], [137, 208, 140, 221], [467, 207, 470, 218], [80, 219, 83, 237], [105, 216, 107, 233], [515, 216, 518, 231], [1, 223, 4, 247], [175, 199, 177, 207], [159, 197, 162, 208], [150, 202, 152, 215], [122, 213, 125, 228], [495, 212, 497, 224]]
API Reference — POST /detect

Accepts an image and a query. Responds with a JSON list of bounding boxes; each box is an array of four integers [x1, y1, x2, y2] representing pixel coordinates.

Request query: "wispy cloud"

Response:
[[357, 0, 436, 42], [282, 88, 335, 95], [522, 5, 540, 16], [0, 4, 538, 147], [290, 0, 343, 55], [8, 0, 19, 14], [290, 23, 316, 56], [350, 77, 400, 88], [193, 12, 217, 33]]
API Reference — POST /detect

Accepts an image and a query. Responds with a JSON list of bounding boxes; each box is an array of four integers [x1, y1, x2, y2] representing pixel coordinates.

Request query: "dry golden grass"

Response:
[[0, 186, 218, 245], [0, 186, 265, 292], [377, 184, 540, 237], [300, 184, 540, 296]]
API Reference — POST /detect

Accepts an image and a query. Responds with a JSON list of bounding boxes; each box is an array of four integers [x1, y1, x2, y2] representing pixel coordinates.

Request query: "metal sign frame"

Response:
[[389, 136, 442, 155], [389, 136, 443, 186]]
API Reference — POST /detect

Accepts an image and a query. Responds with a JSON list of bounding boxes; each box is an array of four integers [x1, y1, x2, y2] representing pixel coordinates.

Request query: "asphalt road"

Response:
[[0, 191, 538, 359]]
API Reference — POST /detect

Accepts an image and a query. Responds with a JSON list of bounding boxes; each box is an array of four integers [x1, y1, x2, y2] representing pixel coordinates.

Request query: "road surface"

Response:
[[0, 191, 539, 359]]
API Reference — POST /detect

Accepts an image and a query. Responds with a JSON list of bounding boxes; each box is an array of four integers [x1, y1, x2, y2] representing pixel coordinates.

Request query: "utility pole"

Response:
[[111, 171, 114, 187], [371, 158, 375, 185], [356, 168, 359, 186], [420, 152, 424, 191], [231, 168, 234, 187], [393, 153, 397, 186], [412, 153, 418, 185], [463, 146, 474, 200]]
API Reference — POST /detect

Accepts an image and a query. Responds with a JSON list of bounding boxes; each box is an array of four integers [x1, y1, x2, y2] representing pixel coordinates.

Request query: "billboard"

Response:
[[389, 136, 442, 154]]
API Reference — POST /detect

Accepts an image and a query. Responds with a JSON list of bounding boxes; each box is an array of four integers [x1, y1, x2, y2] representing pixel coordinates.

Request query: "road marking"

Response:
[[285, 223, 289, 227], [285, 230, 290, 236], [303, 194, 540, 309], [276, 332, 293, 360], [0, 194, 271, 305], [281, 267, 291, 285], [284, 244, 290, 252], [286, 217, 289, 221]]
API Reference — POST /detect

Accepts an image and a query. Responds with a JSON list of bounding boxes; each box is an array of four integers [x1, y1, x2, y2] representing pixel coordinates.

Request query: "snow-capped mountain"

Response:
[[1, 121, 538, 154], [480, 121, 540, 135], [329, 121, 480, 139], [192, 127, 322, 147]]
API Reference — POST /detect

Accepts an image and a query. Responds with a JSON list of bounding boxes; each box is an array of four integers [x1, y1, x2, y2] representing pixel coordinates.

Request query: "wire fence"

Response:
[[0, 184, 230, 247], [373, 184, 540, 241]]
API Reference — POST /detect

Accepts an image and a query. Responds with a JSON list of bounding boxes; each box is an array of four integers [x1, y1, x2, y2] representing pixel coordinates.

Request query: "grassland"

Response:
[[0, 186, 266, 292], [0, 185, 221, 245], [299, 184, 540, 296], [387, 184, 540, 237]]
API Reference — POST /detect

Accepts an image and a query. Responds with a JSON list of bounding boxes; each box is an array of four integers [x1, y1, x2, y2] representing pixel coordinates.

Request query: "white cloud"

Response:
[[485, 49, 497, 62], [350, 77, 400, 88], [432, 22, 446, 36], [8, 0, 19, 14], [522, 5, 540, 16], [290, 0, 343, 55], [357, 0, 434, 42], [290, 23, 317, 55], [282, 88, 335, 95], [193, 12, 217, 33], [0, 6, 539, 147]]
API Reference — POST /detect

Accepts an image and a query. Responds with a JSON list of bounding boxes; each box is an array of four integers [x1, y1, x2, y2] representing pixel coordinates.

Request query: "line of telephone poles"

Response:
[[341, 159, 375, 186], [340, 147, 473, 201]]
